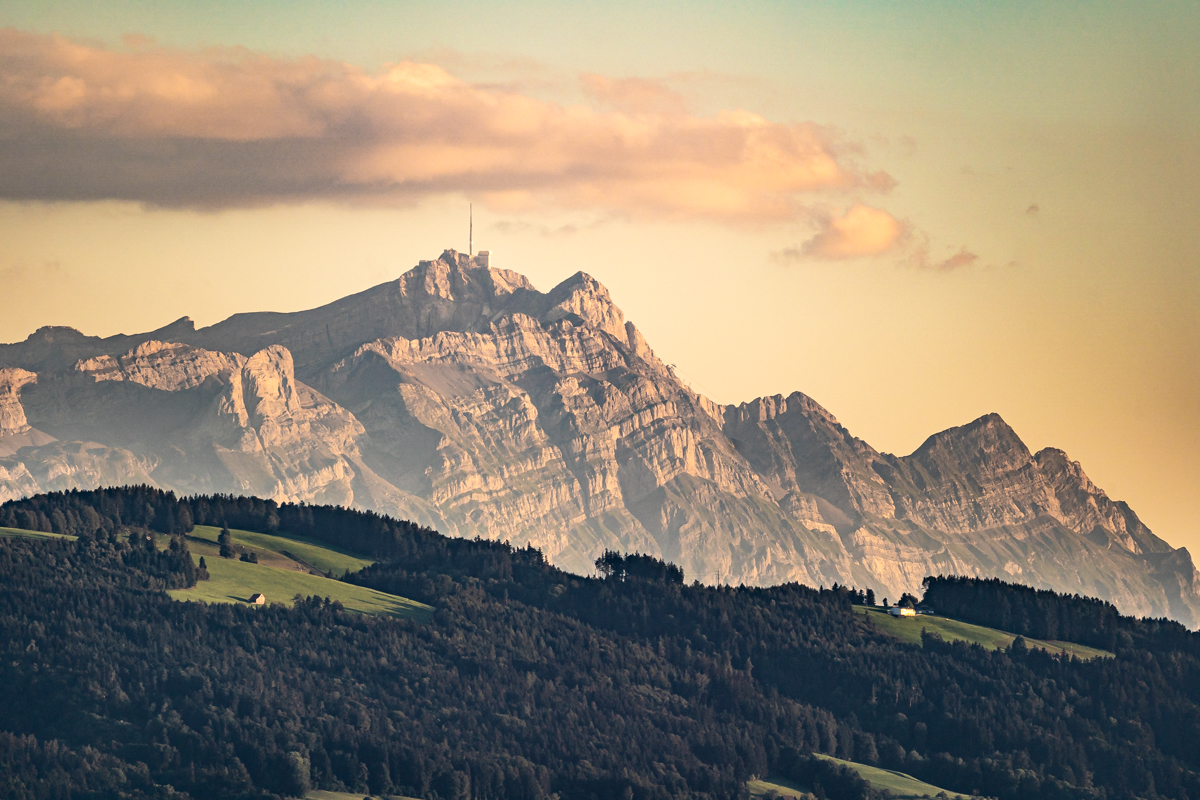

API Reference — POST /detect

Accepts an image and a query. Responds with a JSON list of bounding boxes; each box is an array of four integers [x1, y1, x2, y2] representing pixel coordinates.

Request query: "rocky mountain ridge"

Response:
[[1, 250, 1195, 623]]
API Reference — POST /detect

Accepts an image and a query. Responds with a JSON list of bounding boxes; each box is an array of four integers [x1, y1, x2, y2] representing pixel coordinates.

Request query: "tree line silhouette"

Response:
[[4, 488, 1200, 798], [1, 485, 444, 560], [922, 575, 1200, 657]]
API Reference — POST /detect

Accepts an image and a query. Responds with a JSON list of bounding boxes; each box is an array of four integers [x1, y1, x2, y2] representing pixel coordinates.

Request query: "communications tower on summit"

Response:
[[466, 204, 492, 267], [465, 205, 489, 267]]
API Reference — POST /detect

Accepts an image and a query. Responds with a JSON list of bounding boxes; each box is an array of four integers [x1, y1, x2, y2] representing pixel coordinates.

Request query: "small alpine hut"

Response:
[[249, 593, 266, 605], [888, 606, 916, 617]]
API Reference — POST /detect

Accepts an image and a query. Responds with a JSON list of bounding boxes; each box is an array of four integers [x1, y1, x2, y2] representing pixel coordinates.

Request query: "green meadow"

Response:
[[748, 755, 968, 799], [817, 755, 969, 798], [172, 525, 433, 618], [858, 606, 1112, 660], [306, 791, 421, 800], [170, 553, 431, 620], [747, 776, 813, 799], [187, 524, 375, 577], [0, 522, 429, 621], [0, 526, 75, 541]]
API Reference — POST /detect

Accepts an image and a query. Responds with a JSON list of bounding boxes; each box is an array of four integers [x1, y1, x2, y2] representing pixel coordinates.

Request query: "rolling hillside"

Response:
[[168, 555, 432, 620], [6, 486, 1200, 800], [857, 606, 1112, 659], [171, 525, 431, 618], [0, 526, 73, 541], [814, 755, 969, 799], [2, 523, 430, 620], [185, 524, 375, 577], [749, 754, 970, 800]]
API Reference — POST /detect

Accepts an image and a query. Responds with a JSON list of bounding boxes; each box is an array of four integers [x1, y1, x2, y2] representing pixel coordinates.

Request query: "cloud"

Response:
[[798, 204, 905, 259], [932, 248, 979, 270], [902, 237, 980, 271], [0, 29, 892, 222], [773, 207, 979, 271]]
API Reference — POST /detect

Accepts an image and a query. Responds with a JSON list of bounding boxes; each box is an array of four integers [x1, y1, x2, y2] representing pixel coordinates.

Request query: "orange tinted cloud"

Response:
[[773, 206, 979, 270], [0, 29, 889, 220], [801, 204, 904, 259]]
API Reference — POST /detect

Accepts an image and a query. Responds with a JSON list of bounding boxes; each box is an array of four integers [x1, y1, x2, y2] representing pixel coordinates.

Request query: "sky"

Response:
[[0, 1, 1197, 550]]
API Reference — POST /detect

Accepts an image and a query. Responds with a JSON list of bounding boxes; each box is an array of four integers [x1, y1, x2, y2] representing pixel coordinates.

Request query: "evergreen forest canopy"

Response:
[[4, 488, 1200, 800], [920, 575, 1200, 657]]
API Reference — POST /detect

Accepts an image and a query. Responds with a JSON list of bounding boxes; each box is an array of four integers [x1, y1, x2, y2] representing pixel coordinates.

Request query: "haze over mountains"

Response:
[[1, 250, 1195, 624]]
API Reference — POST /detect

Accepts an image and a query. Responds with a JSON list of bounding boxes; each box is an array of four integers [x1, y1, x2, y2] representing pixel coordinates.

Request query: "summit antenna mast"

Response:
[[469, 204, 473, 257]]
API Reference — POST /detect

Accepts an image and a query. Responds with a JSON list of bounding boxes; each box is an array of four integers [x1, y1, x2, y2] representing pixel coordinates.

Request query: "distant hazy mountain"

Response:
[[2, 250, 1195, 623]]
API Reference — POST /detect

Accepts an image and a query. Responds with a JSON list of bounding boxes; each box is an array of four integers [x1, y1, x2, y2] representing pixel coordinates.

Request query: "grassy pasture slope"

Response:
[[747, 776, 812, 798], [748, 755, 968, 799], [0, 526, 75, 541], [169, 554, 431, 620], [858, 606, 1112, 660], [817, 754, 968, 798], [0, 523, 429, 620], [307, 791, 421, 800], [187, 524, 374, 577]]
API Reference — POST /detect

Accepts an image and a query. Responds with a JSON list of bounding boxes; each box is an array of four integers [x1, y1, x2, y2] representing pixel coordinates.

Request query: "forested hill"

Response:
[[0, 485, 438, 560], [5, 488, 1200, 799], [922, 575, 1200, 657]]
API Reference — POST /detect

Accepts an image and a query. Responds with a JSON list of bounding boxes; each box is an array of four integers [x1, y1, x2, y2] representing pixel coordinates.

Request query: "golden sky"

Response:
[[0, 2, 1197, 551]]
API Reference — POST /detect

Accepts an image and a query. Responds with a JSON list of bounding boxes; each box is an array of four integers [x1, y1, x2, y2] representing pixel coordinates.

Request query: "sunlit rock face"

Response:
[[1, 249, 1195, 624], [720, 396, 1194, 620], [0, 368, 38, 436]]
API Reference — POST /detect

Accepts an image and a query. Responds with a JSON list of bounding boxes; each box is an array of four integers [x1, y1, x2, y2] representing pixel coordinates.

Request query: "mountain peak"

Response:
[[402, 249, 537, 300], [543, 271, 628, 342], [910, 412, 1029, 462], [24, 325, 92, 345], [150, 316, 197, 337], [1, 250, 1191, 625]]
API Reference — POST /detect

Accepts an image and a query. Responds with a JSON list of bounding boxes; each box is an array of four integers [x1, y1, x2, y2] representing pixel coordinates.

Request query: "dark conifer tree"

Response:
[[4, 487, 1200, 800]]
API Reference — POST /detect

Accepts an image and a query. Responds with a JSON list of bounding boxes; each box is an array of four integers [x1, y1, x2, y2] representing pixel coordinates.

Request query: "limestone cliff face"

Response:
[[0, 368, 56, 458], [721, 397, 1164, 552], [0, 441, 156, 504], [197, 344, 367, 505], [0, 361, 156, 502], [319, 299, 838, 585], [0, 368, 38, 435], [0, 250, 1193, 624], [874, 414, 1168, 559], [1032, 447, 1170, 555], [721, 392, 895, 529], [188, 252, 543, 375], [875, 414, 1162, 549], [77, 340, 243, 391], [720, 395, 1195, 618], [6, 341, 369, 507]]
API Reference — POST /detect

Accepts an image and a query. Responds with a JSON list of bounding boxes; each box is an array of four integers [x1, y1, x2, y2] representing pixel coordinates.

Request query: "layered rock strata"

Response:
[[0, 250, 1193, 623]]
